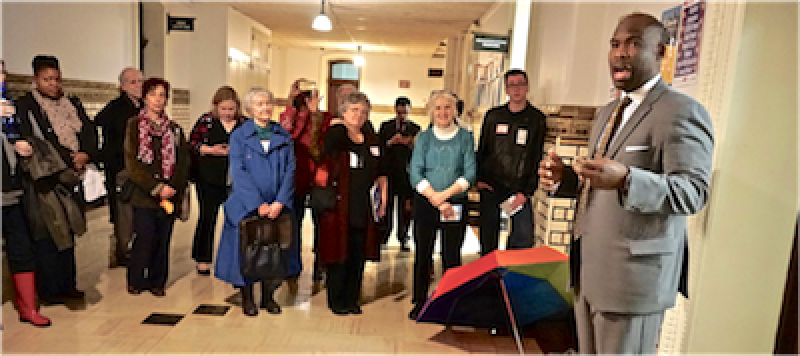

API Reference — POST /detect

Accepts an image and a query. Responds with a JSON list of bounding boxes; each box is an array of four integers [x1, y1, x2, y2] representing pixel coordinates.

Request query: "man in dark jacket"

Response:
[[378, 97, 420, 251], [475, 69, 546, 255], [94, 67, 142, 267]]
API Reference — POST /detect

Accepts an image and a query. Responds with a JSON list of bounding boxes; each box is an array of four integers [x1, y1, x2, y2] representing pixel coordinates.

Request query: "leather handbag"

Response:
[[309, 185, 336, 212], [239, 212, 292, 279]]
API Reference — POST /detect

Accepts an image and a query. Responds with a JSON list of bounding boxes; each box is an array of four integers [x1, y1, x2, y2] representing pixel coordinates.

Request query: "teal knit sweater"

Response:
[[409, 126, 476, 200]]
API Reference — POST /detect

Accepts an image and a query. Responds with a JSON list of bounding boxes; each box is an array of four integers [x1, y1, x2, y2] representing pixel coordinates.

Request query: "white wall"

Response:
[[526, 2, 678, 106], [685, 2, 798, 352], [143, 3, 276, 121], [272, 47, 444, 108], [190, 4, 229, 119], [2, 2, 138, 82]]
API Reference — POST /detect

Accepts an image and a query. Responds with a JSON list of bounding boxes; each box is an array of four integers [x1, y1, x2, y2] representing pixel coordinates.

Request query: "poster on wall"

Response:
[[660, 5, 682, 85], [673, 1, 706, 87]]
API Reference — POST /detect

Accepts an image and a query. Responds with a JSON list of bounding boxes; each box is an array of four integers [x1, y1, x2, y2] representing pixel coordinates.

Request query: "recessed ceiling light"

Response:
[[355, 26, 366, 31]]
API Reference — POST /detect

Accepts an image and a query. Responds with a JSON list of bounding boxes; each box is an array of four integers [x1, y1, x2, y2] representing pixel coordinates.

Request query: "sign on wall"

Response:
[[398, 80, 411, 89], [167, 14, 195, 34], [473, 33, 509, 53], [673, 1, 706, 87], [428, 69, 444, 78]]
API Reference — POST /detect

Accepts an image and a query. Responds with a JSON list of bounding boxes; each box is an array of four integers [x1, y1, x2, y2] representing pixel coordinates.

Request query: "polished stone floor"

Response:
[[1, 191, 574, 354]]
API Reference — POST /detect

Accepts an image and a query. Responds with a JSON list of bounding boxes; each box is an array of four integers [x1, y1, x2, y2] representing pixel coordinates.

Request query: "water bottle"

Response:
[[1, 81, 20, 139]]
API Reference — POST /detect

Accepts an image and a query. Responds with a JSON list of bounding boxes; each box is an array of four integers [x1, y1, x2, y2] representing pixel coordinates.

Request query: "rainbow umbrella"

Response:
[[415, 246, 573, 354]]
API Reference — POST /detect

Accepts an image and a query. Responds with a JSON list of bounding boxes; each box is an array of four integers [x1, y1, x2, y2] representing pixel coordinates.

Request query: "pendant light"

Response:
[[312, 0, 332, 32], [354, 45, 365, 67]]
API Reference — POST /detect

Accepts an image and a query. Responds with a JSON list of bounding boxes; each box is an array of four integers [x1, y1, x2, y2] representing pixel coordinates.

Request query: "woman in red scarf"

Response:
[[123, 78, 190, 296]]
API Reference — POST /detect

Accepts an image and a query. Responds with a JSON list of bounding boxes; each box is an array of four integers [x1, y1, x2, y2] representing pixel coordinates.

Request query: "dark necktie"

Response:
[[573, 97, 633, 236]]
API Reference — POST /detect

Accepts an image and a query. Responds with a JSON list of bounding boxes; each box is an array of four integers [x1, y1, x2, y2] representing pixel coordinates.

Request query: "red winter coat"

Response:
[[314, 126, 388, 266]]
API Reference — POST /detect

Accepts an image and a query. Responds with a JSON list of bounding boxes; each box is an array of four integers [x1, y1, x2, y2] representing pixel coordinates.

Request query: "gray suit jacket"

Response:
[[557, 79, 714, 314]]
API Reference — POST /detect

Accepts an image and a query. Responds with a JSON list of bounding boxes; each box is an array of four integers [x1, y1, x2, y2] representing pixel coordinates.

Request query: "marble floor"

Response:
[[1, 190, 575, 354]]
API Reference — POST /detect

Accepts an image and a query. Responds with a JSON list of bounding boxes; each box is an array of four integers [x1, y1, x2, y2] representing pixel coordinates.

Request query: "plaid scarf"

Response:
[[136, 110, 176, 179]]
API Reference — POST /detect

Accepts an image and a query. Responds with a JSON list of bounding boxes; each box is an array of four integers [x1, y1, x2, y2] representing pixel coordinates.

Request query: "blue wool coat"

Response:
[[214, 119, 296, 286]]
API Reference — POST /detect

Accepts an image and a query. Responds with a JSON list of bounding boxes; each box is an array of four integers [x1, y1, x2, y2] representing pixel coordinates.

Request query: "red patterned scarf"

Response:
[[136, 110, 177, 179]]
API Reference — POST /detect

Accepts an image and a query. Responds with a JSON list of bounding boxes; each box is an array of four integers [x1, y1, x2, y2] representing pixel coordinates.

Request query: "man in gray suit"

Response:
[[539, 13, 714, 354]]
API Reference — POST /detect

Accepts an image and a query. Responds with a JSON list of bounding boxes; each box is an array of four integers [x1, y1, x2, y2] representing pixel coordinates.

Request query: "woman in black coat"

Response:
[[15, 55, 98, 303]]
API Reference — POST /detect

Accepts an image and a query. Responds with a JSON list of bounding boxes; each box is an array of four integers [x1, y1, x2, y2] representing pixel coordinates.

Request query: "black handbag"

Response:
[[309, 186, 336, 212], [239, 212, 291, 279], [308, 157, 340, 213]]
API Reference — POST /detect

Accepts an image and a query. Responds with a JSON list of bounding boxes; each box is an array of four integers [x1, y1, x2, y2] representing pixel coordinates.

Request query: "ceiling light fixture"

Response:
[[354, 45, 365, 67], [312, 0, 332, 32]]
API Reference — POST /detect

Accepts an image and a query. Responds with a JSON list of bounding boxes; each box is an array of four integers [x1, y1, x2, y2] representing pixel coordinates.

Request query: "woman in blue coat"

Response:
[[214, 87, 295, 316]]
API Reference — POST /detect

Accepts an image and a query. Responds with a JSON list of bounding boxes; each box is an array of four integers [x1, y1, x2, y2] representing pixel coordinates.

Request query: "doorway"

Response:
[[327, 60, 360, 115]]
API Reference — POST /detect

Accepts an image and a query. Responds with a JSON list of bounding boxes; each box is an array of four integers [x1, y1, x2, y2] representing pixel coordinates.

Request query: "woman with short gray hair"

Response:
[[316, 91, 388, 315], [214, 87, 296, 316]]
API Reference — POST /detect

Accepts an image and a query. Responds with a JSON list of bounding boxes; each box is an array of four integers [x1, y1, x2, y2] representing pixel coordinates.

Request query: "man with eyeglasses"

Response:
[[95, 67, 143, 268], [475, 69, 546, 255]]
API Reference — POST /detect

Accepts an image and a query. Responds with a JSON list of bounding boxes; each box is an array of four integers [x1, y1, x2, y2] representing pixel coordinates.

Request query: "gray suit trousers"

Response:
[[575, 292, 665, 354]]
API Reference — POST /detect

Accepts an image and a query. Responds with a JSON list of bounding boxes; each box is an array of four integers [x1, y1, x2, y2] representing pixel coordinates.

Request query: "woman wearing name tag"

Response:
[[317, 91, 388, 315], [214, 87, 295, 316], [408, 90, 476, 320]]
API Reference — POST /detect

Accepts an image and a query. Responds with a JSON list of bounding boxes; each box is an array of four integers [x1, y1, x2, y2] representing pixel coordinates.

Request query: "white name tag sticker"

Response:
[[496, 124, 509, 135], [260, 140, 270, 152], [349, 151, 360, 168], [625, 145, 650, 152], [516, 129, 528, 145], [370, 146, 381, 157]]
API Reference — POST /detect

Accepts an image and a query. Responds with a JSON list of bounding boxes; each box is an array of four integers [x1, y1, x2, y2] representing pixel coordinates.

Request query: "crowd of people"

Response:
[[1, 54, 546, 323], [2, 12, 713, 355]]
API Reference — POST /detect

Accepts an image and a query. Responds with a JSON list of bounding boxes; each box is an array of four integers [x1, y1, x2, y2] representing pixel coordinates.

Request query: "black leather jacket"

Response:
[[476, 103, 546, 195]]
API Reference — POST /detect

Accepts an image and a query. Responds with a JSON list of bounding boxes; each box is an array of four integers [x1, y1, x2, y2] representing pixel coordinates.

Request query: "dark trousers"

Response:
[[479, 189, 534, 256], [33, 237, 77, 298], [326, 227, 366, 310], [383, 175, 412, 245], [288, 192, 322, 277], [104, 166, 121, 224], [192, 182, 228, 263], [2, 203, 36, 273], [127, 207, 175, 289], [411, 194, 467, 304]]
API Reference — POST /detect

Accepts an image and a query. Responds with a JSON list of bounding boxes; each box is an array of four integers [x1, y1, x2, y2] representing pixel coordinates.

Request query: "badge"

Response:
[[516, 129, 528, 145], [496, 124, 509, 135], [349, 151, 360, 168], [260, 140, 270, 152]]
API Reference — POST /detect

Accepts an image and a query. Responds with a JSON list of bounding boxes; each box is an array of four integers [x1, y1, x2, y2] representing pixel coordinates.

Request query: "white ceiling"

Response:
[[228, 1, 497, 56]]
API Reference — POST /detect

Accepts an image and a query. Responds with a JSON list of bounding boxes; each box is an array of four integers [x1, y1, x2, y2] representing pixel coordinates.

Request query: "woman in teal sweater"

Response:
[[408, 90, 476, 320]]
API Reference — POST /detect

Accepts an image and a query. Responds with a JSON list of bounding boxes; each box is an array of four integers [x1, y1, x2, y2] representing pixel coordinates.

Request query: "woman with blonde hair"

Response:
[[188, 86, 246, 275]]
